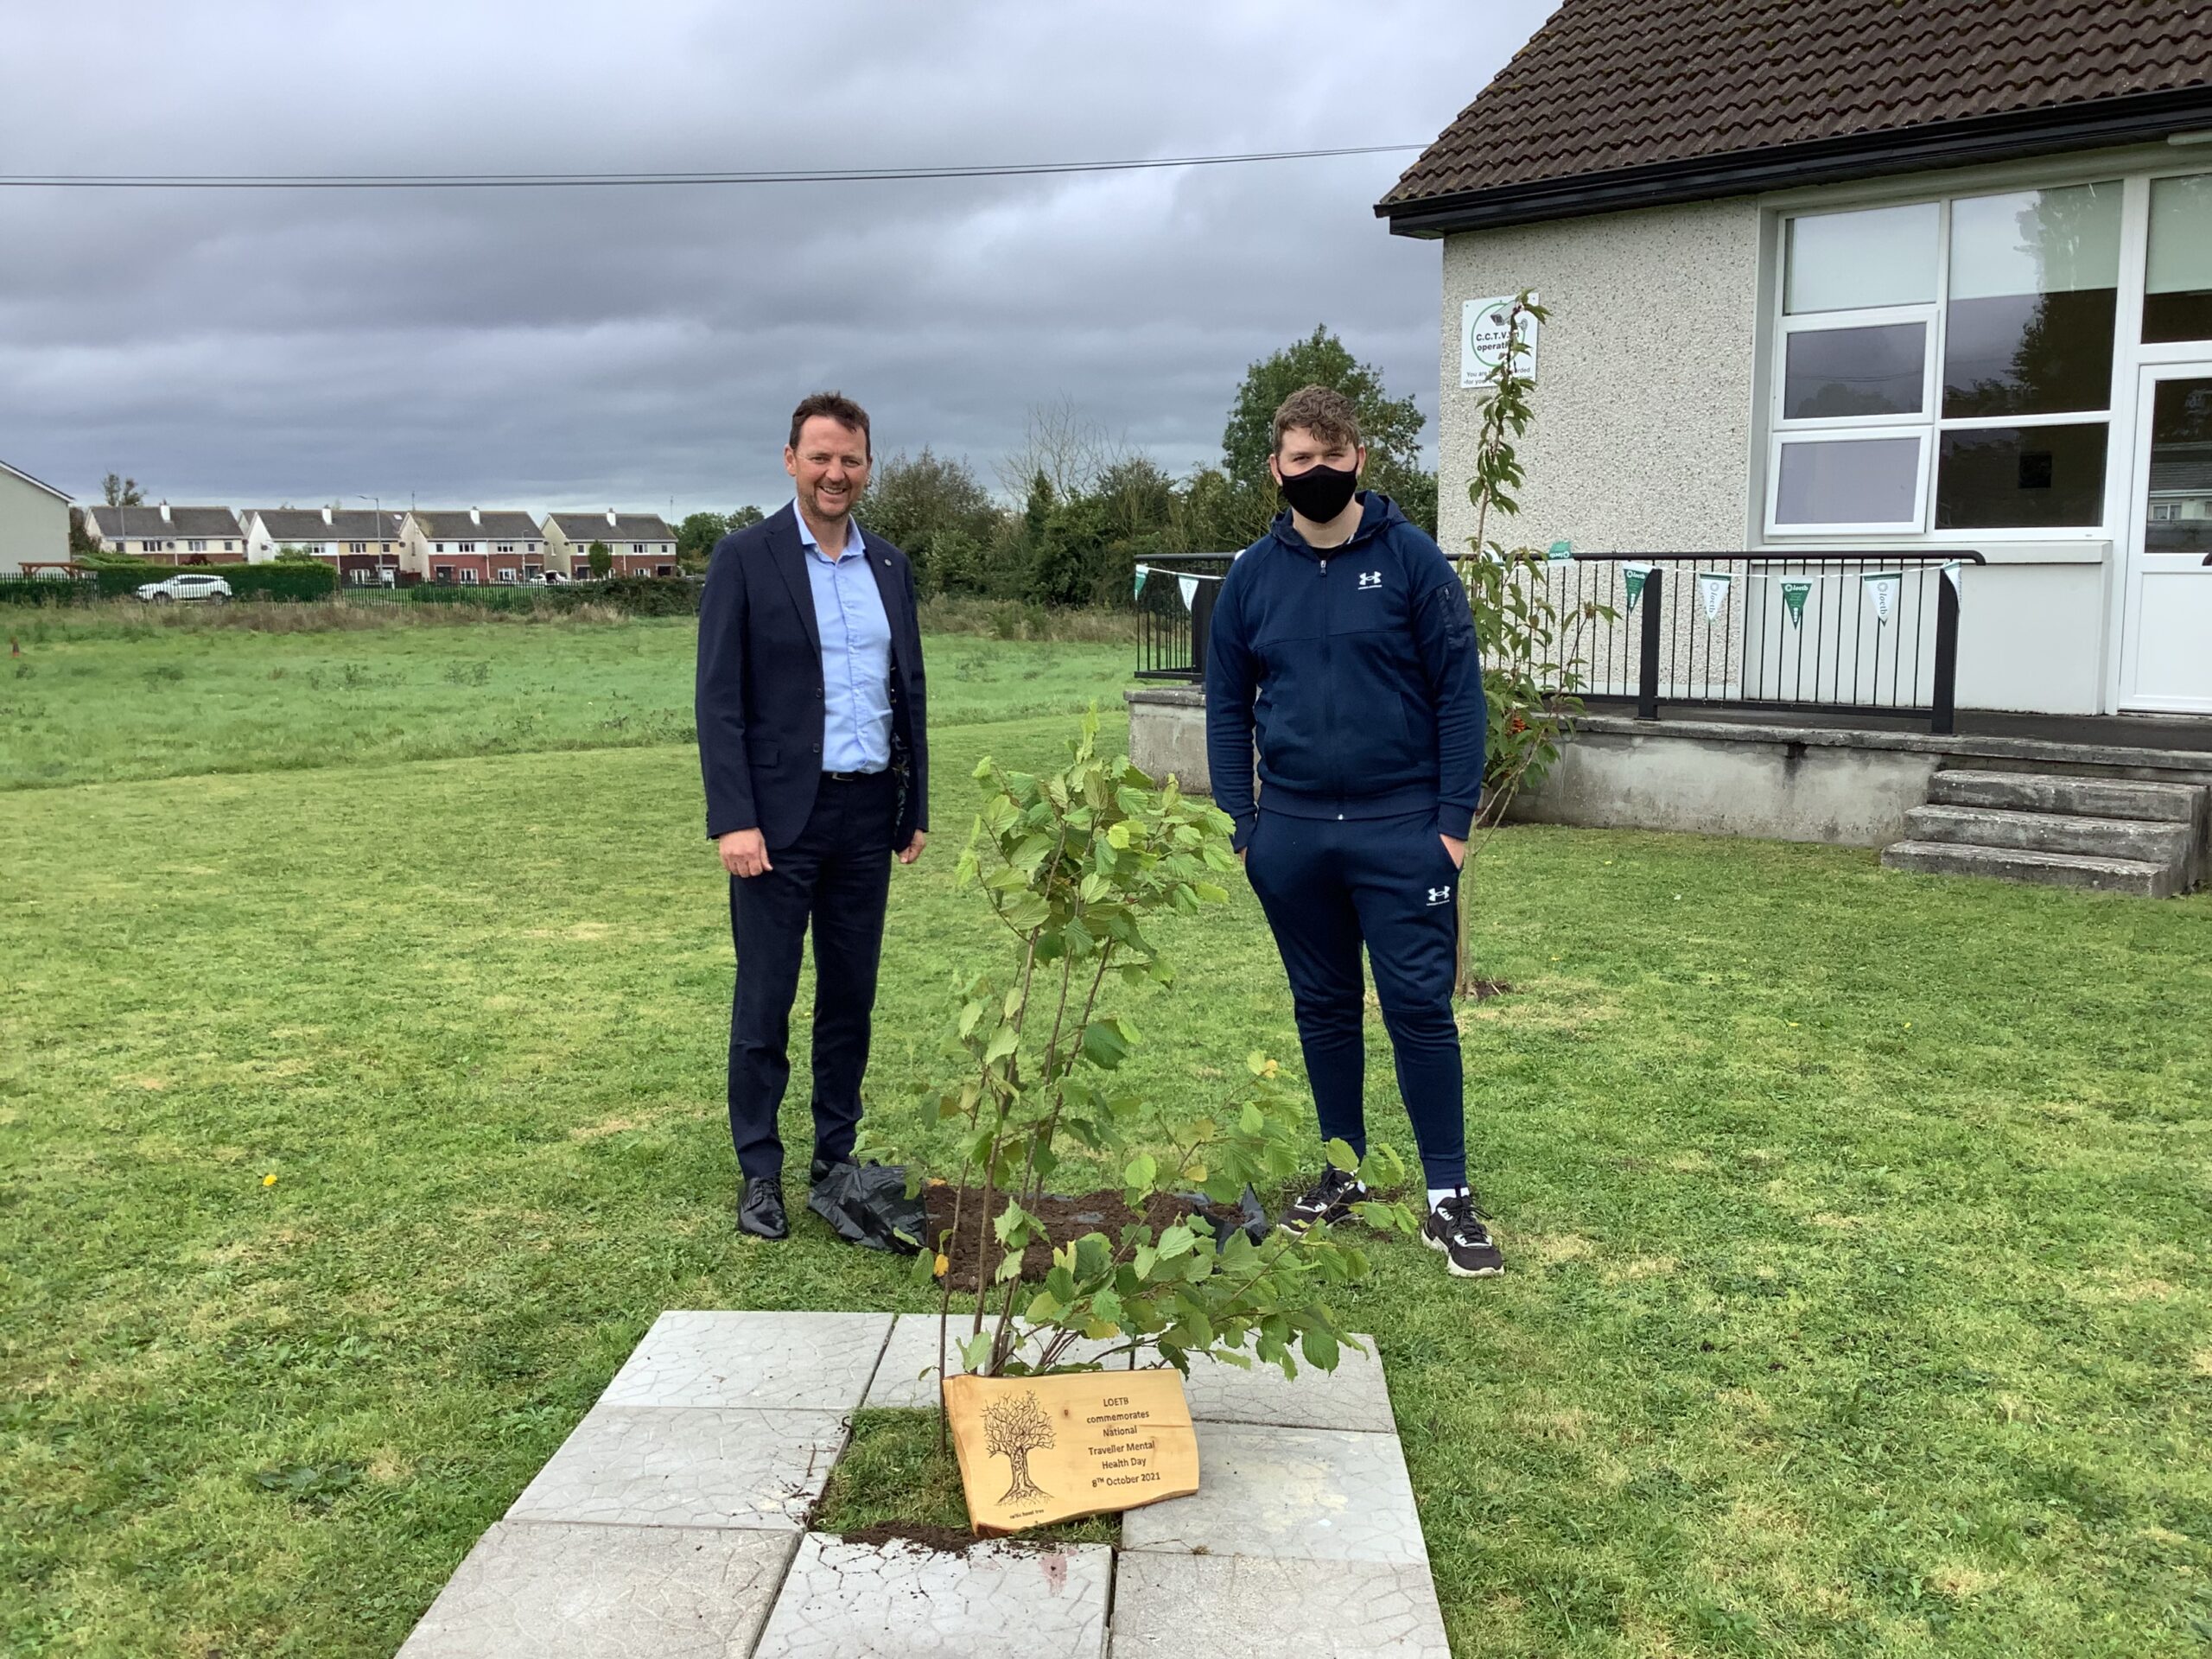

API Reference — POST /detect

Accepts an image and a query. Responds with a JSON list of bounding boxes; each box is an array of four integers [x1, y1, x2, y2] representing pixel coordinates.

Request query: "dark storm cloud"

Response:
[[0, 0, 1550, 514]]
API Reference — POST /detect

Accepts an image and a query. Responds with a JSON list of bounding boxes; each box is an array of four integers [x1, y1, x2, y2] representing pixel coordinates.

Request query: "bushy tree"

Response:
[[587, 541, 612, 579], [101, 474, 145, 508], [677, 512, 728, 572], [864, 449, 1003, 595]]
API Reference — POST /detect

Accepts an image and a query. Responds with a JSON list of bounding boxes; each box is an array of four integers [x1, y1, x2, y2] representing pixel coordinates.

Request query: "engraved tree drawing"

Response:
[[982, 1391, 1054, 1503]]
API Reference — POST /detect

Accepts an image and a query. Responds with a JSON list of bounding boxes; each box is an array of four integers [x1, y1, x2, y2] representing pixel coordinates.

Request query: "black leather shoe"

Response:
[[739, 1176, 788, 1239], [810, 1152, 855, 1186]]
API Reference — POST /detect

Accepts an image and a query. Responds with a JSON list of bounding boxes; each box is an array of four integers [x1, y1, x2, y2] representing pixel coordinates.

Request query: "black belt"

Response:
[[822, 768, 890, 784]]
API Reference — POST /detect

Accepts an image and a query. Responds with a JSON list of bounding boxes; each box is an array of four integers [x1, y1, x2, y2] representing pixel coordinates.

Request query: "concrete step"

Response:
[[1880, 841, 2179, 898], [1902, 803, 2195, 867], [1930, 768, 2203, 823]]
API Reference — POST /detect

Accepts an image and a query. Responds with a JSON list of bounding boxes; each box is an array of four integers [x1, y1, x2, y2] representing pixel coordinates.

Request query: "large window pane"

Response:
[[2145, 378, 2212, 554], [1775, 436, 1921, 526], [1944, 183, 2120, 416], [1783, 322, 1925, 418], [2145, 174, 2212, 343], [1935, 423, 2107, 529], [1785, 202, 1938, 315]]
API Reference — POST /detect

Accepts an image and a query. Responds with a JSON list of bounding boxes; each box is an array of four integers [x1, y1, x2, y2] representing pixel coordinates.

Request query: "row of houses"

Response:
[[79, 504, 680, 584], [0, 474, 680, 583]]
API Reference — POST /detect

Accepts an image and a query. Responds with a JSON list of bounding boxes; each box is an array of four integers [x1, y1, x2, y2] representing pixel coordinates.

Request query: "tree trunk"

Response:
[[1000, 1450, 1044, 1503]]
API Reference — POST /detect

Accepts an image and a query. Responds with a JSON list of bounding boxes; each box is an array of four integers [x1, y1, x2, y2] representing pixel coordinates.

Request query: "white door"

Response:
[[2120, 365, 2212, 713]]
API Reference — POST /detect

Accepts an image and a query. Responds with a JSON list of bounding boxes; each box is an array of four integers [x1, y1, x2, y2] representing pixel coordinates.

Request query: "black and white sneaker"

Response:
[[1278, 1166, 1364, 1236], [1424, 1190, 1503, 1277]]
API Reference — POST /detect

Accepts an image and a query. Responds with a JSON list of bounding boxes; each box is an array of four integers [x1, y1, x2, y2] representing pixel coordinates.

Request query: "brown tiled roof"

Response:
[[545, 512, 676, 543], [89, 505, 243, 540], [1382, 0, 2212, 228], [411, 510, 543, 540]]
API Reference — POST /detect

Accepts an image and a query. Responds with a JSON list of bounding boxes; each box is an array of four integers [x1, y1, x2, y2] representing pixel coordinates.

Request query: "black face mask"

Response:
[[1276, 461, 1359, 525]]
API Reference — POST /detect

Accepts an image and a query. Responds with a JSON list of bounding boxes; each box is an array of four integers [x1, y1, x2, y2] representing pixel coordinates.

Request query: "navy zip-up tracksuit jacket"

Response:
[[1204, 493, 1485, 849]]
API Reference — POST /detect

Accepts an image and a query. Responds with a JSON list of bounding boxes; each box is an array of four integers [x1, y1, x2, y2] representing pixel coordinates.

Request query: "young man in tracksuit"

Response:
[[1205, 384, 1501, 1277]]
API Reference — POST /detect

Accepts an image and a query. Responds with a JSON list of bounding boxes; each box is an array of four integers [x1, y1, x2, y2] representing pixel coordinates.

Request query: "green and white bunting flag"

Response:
[[1862, 570, 1903, 625], [1941, 559, 1964, 593], [1622, 562, 1653, 613], [1133, 563, 1148, 598], [1547, 538, 1574, 563], [1178, 575, 1198, 611], [1779, 577, 1813, 629], [1695, 570, 1733, 621]]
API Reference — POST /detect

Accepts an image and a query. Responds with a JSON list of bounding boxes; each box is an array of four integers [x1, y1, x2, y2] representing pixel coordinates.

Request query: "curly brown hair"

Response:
[[788, 391, 872, 458], [1270, 385, 1361, 455]]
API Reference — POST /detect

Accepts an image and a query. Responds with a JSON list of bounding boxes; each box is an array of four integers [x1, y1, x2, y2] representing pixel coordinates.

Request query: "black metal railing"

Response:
[[1134, 554, 1233, 681], [1484, 551, 1983, 734], [1134, 548, 1984, 735]]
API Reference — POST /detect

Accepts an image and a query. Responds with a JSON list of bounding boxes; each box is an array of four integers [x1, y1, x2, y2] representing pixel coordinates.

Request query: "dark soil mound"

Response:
[[924, 1185, 1260, 1294]]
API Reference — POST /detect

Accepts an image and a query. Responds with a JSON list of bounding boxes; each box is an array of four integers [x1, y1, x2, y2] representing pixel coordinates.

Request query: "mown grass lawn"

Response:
[[0, 609, 1130, 791], [3, 635, 2209, 1656]]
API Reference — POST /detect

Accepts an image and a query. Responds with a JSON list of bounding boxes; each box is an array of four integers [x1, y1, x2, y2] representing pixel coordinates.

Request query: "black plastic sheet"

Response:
[[808, 1160, 925, 1255]]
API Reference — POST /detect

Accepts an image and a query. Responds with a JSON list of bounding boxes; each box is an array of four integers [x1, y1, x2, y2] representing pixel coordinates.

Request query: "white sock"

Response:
[[1427, 1185, 1464, 1213]]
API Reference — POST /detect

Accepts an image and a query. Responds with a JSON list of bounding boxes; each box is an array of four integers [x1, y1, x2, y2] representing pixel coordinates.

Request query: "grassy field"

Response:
[[0, 607, 1132, 791], [3, 624, 2209, 1656]]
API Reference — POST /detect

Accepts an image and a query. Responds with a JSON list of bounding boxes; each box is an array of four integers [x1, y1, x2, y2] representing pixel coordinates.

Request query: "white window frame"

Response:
[[1765, 427, 1931, 537], [1765, 181, 2126, 540]]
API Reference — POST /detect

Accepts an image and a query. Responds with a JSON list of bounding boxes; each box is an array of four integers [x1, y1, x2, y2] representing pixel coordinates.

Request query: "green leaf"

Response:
[[1122, 1153, 1158, 1191], [1025, 1290, 1064, 1322], [1300, 1326, 1341, 1372], [1092, 1288, 1123, 1325], [1106, 821, 1131, 849], [1155, 1224, 1196, 1260], [983, 1027, 1020, 1065], [1081, 1020, 1132, 1071], [1324, 1137, 1361, 1173], [1238, 1103, 1265, 1136], [957, 1332, 992, 1373]]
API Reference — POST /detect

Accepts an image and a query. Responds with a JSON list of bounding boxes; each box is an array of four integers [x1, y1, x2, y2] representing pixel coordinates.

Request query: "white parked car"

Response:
[[525, 570, 569, 585], [136, 572, 233, 604]]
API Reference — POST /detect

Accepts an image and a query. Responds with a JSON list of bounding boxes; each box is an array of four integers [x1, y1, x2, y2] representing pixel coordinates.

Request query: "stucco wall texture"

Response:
[[1436, 198, 1763, 561]]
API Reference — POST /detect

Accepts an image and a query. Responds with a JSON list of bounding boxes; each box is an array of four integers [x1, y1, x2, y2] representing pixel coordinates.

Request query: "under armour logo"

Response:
[[1358, 570, 1382, 589], [1427, 886, 1452, 906]]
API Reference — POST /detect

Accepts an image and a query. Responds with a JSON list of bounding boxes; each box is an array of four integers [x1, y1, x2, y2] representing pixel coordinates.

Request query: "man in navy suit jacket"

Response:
[[695, 391, 929, 1239]]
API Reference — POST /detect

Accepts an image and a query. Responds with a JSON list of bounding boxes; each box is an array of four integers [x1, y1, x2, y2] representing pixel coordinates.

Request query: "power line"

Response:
[[0, 143, 1426, 190]]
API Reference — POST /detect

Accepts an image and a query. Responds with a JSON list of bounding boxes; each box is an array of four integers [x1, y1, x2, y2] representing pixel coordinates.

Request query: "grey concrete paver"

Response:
[[1108, 1554, 1451, 1657], [395, 1522, 795, 1658], [601, 1310, 891, 1410], [753, 1532, 1110, 1657], [1120, 1423, 1426, 1564], [506, 1405, 848, 1531]]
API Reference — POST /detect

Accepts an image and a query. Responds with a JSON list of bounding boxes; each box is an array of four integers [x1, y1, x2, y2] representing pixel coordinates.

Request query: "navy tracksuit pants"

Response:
[[1243, 806, 1467, 1189]]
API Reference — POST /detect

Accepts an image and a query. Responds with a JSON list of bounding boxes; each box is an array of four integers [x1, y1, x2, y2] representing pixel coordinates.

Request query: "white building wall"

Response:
[[0, 470, 69, 575], [1438, 197, 1764, 560], [1433, 182, 2132, 716]]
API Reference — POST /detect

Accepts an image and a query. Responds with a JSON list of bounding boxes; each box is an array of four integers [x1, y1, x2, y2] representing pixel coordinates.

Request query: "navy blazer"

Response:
[[696, 504, 929, 852]]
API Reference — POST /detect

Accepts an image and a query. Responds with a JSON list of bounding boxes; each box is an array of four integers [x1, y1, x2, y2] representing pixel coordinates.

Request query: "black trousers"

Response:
[[728, 771, 896, 1182]]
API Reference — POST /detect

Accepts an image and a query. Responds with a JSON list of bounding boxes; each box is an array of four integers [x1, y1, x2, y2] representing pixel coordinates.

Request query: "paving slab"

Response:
[[1120, 1423, 1426, 1564], [753, 1531, 1110, 1657], [395, 1521, 796, 1658], [1178, 1337, 1392, 1431], [506, 1404, 848, 1531], [601, 1310, 892, 1411], [1109, 1553, 1451, 1657], [867, 1315, 1391, 1429]]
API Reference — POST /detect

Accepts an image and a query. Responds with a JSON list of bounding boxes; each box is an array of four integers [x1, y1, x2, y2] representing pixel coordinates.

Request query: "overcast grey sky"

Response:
[[0, 1, 1549, 516]]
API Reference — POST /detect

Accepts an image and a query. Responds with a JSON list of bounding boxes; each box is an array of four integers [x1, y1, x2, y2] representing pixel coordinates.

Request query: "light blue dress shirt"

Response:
[[793, 501, 894, 773]]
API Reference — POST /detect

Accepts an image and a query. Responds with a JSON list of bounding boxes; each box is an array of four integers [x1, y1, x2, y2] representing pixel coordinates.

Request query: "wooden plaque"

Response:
[[942, 1368, 1200, 1535]]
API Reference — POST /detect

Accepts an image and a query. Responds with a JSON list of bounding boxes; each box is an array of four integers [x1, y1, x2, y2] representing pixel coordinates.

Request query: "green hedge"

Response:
[[406, 577, 701, 617], [224, 564, 339, 601], [2, 563, 339, 603]]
